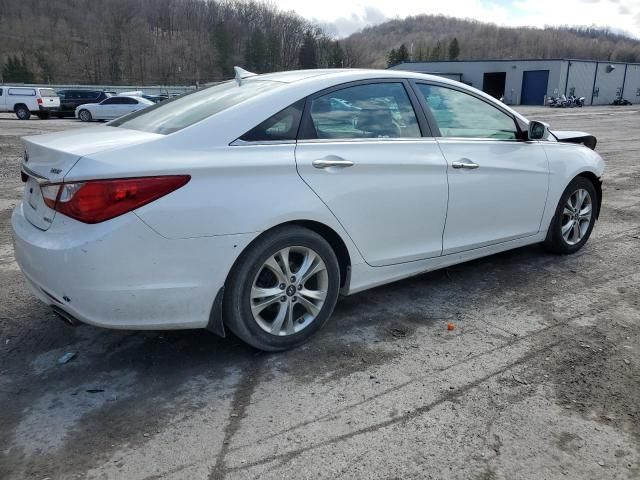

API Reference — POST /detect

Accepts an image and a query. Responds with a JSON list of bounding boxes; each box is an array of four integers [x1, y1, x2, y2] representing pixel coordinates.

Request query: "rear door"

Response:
[[295, 80, 449, 266], [412, 81, 549, 254]]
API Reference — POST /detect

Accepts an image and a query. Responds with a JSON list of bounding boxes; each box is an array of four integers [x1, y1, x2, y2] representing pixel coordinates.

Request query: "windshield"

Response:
[[109, 80, 283, 134], [39, 89, 58, 97]]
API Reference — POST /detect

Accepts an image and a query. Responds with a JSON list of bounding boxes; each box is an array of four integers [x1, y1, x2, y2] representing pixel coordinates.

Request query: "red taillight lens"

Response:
[[37, 98, 43, 105], [41, 176, 190, 224]]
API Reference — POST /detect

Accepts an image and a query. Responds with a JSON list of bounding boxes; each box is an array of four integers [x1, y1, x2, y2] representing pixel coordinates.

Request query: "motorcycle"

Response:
[[567, 95, 585, 107], [612, 96, 632, 106]]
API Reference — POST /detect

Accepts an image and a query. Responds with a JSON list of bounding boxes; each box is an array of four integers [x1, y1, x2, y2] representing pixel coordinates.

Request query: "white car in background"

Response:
[[0, 86, 60, 120], [13, 68, 605, 351], [75, 95, 153, 122]]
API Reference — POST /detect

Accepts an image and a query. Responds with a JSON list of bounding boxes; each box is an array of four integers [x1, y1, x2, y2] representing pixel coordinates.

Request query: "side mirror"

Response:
[[528, 120, 550, 140]]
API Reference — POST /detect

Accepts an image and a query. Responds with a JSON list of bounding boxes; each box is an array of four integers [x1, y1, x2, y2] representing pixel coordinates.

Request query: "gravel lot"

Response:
[[0, 106, 639, 480]]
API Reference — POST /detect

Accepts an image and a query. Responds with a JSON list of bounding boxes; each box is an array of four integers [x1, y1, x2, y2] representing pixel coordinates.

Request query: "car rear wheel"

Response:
[[78, 109, 92, 122], [15, 105, 30, 120], [223, 226, 340, 351], [543, 177, 598, 254]]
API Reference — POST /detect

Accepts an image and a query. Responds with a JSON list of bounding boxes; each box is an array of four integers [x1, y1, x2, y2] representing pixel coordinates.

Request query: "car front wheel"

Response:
[[544, 176, 598, 254], [223, 226, 340, 351]]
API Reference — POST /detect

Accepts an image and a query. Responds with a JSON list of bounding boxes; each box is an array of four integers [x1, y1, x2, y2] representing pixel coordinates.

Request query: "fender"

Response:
[[551, 130, 597, 150]]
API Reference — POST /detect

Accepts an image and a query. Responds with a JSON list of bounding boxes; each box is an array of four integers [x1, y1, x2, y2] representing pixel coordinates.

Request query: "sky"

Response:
[[272, 0, 640, 38]]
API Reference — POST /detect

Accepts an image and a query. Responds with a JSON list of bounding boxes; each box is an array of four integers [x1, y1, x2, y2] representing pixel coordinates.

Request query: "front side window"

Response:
[[416, 84, 518, 140], [110, 80, 283, 135], [101, 98, 118, 105], [307, 82, 421, 140], [239, 100, 304, 142]]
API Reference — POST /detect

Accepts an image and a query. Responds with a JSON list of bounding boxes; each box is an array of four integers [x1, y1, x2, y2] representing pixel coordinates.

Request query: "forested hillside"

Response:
[[0, 0, 353, 85], [1, 0, 639, 85], [344, 15, 640, 68]]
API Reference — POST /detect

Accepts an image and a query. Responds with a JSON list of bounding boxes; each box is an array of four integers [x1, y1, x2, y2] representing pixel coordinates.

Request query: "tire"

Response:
[[223, 226, 340, 351], [78, 109, 92, 122], [543, 176, 598, 254], [36, 112, 50, 120], [15, 105, 30, 120]]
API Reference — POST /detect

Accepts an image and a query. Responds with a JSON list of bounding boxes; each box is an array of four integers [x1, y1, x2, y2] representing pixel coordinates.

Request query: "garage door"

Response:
[[521, 70, 549, 105]]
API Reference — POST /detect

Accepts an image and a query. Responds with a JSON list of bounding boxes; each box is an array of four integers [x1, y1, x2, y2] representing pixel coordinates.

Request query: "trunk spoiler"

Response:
[[550, 130, 597, 150]]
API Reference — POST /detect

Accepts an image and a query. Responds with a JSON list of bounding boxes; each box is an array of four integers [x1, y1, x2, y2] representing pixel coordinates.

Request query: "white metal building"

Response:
[[390, 59, 640, 106]]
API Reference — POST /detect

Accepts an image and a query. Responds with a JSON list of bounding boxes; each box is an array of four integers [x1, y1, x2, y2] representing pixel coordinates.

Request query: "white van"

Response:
[[0, 86, 60, 120]]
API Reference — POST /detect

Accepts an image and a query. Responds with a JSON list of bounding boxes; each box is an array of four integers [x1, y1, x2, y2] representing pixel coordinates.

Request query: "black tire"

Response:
[[543, 176, 598, 254], [15, 105, 30, 120], [36, 111, 50, 120], [223, 226, 340, 351], [78, 109, 92, 122]]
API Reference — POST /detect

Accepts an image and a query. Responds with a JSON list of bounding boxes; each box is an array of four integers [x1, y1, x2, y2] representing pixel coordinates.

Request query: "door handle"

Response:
[[452, 159, 479, 169], [312, 157, 354, 169]]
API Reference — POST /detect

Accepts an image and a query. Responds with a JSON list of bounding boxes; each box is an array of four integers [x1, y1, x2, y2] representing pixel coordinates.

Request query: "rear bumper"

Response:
[[11, 203, 257, 330], [38, 105, 59, 112]]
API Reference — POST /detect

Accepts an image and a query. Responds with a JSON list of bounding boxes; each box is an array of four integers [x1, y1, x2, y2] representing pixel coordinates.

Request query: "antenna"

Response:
[[234, 66, 257, 84]]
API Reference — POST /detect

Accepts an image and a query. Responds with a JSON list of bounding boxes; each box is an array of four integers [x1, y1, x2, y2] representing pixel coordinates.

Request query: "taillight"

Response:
[[40, 176, 190, 224], [37, 98, 43, 105]]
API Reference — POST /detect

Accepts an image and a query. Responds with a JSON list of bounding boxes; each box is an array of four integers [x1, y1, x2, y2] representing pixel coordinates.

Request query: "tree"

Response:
[[245, 28, 267, 72], [298, 30, 317, 69], [448, 37, 460, 60], [429, 41, 443, 61], [387, 48, 398, 67], [396, 43, 410, 63], [2, 55, 34, 83], [328, 41, 344, 68]]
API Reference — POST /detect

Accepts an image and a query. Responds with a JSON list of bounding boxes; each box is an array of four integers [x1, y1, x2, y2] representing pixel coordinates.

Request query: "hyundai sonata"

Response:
[[12, 67, 604, 351]]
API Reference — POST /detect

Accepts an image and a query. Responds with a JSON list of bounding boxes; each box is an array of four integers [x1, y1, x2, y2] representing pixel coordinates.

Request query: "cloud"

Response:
[[319, 6, 388, 37], [273, 0, 640, 38]]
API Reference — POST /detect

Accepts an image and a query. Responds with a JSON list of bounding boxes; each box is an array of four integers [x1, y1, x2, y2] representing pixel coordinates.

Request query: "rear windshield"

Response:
[[39, 89, 58, 97], [110, 80, 283, 134]]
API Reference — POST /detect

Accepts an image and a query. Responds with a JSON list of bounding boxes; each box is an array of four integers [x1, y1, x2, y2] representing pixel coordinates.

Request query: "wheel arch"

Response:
[[207, 219, 352, 337], [576, 171, 602, 219], [13, 103, 28, 112]]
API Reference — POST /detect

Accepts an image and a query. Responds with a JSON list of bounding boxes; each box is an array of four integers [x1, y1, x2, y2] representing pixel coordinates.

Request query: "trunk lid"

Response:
[[21, 126, 163, 230]]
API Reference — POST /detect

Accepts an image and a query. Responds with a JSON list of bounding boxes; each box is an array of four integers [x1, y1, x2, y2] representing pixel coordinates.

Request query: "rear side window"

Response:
[[39, 88, 58, 97], [304, 82, 421, 140], [416, 84, 518, 140], [239, 100, 304, 142], [0, 88, 3, 96], [110, 80, 283, 135], [101, 98, 118, 105], [9, 88, 35, 96]]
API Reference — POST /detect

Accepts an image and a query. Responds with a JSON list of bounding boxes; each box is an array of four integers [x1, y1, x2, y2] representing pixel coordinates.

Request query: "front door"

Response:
[[295, 81, 449, 266], [413, 82, 549, 255]]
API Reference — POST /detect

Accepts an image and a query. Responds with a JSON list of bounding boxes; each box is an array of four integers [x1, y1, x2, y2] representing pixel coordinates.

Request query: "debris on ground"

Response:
[[57, 352, 77, 365], [389, 327, 407, 338], [86, 389, 105, 394], [447, 323, 456, 331]]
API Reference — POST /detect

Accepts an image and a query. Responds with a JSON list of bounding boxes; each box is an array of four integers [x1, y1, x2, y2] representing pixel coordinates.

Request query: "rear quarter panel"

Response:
[[67, 141, 365, 265]]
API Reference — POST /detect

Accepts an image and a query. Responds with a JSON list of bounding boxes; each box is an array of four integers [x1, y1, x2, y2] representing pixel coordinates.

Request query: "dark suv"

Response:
[[56, 90, 112, 118]]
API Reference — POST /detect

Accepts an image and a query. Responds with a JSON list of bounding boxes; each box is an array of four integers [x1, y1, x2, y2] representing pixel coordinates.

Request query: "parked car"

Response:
[[13, 68, 605, 351], [0, 86, 60, 119], [142, 94, 169, 103], [56, 90, 112, 118], [75, 95, 154, 121]]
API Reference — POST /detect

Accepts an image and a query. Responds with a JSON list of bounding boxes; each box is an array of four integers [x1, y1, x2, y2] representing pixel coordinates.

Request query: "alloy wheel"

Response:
[[561, 188, 592, 245], [250, 246, 328, 336]]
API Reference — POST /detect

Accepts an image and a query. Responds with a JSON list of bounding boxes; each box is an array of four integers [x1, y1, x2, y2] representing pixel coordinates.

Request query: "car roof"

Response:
[[252, 68, 445, 84]]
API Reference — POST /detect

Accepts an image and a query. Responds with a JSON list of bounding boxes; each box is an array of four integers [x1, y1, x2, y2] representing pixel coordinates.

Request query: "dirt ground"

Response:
[[0, 106, 638, 480]]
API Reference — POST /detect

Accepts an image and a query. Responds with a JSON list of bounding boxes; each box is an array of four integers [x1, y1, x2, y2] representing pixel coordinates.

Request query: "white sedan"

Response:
[[75, 95, 154, 122], [13, 68, 605, 351]]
